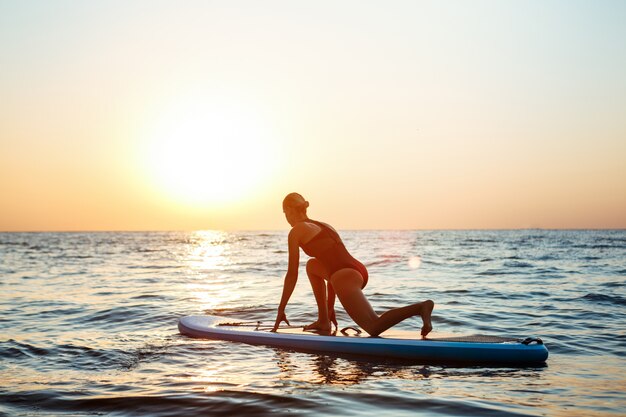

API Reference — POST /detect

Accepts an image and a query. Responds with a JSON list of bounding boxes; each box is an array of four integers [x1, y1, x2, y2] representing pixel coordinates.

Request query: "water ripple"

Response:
[[1, 230, 625, 417]]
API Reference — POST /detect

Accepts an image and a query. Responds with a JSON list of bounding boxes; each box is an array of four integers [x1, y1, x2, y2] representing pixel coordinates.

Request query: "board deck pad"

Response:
[[428, 335, 520, 343], [218, 321, 520, 343], [179, 315, 548, 365]]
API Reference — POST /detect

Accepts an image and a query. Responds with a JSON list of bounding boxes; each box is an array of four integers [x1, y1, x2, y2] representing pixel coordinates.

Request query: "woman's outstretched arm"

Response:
[[272, 230, 300, 331]]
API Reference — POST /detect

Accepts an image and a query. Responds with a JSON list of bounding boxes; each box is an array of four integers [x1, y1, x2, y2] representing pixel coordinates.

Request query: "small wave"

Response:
[[598, 236, 626, 244], [503, 261, 534, 268], [581, 255, 602, 261], [571, 244, 619, 249], [457, 241, 478, 247], [602, 281, 625, 288], [535, 267, 566, 278], [36, 306, 85, 318], [55, 254, 93, 259], [0, 240, 29, 246], [529, 291, 550, 297], [1, 338, 174, 372], [433, 317, 467, 327], [204, 305, 274, 318], [126, 264, 182, 270], [535, 254, 559, 261], [1, 340, 50, 358], [482, 290, 526, 300], [543, 340, 585, 355], [477, 270, 502, 276], [130, 294, 165, 300], [79, 305, 158, 327], [136, 248, 162, 253], [477, 269, 528, 276], [535, 266, 562, 273], [463, 238, 497, 243], [582, 293, 626, 306], [369, 292, 393, 297], [120, 343, 171, 371], [332, 391, 534, 417], [0, 390, 319, 417], [441, 289, 469, 294], [365, 256, 404, 268], [57, 343, 142, 370]]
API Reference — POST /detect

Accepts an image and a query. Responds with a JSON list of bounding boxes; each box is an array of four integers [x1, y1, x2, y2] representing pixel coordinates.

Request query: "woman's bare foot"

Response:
[[420, 300, 434, 337], [304, 320, 331, 333]]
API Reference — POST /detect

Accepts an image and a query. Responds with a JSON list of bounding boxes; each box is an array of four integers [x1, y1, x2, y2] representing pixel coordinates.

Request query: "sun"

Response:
[[140, 97, 276, 206]]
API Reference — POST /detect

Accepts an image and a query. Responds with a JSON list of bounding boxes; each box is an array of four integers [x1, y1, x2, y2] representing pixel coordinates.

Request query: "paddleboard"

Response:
[[178, 315, 548, 365]]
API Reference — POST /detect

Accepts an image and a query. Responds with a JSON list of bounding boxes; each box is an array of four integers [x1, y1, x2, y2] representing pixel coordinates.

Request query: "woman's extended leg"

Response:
[[304, 259, 331, 331], [330, 268, 434, 337]]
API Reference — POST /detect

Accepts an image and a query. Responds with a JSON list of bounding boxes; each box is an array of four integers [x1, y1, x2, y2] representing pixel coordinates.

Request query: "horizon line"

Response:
[[2, 227, 625, 233]]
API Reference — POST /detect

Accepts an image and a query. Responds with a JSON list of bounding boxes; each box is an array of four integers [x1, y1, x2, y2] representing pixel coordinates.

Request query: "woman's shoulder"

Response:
[[289, 221, 323, 245], [310, 219, 338, 235]]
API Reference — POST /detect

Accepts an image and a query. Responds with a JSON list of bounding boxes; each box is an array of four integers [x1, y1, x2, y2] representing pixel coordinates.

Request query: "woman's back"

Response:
[[300, 220, 368, 287]]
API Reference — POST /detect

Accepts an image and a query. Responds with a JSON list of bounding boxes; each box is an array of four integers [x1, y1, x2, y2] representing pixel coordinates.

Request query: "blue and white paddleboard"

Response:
[[178, 315, 548, 365]]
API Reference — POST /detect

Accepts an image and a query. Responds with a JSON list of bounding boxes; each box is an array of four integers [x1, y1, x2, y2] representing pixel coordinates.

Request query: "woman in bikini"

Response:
[[272, 192, 434, 337]]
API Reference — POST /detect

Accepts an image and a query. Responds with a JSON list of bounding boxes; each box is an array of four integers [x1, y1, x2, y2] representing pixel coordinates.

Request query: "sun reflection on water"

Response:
[[186, 231, 230, 271], [182, 231, 240, 311], [175, 368, 245, 393]]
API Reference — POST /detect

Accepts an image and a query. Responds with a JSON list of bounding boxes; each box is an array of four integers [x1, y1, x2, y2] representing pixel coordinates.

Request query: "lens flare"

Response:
[[408, 256, 422, 269]]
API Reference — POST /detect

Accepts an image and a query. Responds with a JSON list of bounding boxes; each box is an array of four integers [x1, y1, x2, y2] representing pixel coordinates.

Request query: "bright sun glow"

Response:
[[141, 96, 276, 206]]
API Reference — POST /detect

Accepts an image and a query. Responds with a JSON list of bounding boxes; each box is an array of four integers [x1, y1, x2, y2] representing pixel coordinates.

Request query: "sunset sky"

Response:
[[1, 1, 625, 231]]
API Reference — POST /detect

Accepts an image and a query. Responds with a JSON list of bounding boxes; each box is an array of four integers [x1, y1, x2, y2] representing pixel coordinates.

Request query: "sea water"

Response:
[[1, 230, 625, 416]]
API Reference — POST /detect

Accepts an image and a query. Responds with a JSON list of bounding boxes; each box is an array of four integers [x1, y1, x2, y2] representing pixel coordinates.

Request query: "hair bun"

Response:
[[282, 192, 309, 211]]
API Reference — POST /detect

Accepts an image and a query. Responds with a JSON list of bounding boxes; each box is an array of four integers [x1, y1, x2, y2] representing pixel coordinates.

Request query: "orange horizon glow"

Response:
[[1, 2, 625, 232]]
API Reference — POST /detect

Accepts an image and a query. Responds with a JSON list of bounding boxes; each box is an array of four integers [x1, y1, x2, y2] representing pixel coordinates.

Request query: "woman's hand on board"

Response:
[[271, 308, 290, 332]]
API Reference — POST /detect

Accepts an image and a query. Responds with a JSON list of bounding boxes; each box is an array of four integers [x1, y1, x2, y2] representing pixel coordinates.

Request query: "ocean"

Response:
[[1, 230, 625, 416]]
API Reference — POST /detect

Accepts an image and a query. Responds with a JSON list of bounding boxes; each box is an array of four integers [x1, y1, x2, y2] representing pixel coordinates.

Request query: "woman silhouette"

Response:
[[272, 192, 434, 337]]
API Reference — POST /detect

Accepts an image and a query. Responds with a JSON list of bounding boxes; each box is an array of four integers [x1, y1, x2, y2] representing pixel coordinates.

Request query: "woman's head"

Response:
[[282, 192, 309, 211], [282, 192, 309, 225]]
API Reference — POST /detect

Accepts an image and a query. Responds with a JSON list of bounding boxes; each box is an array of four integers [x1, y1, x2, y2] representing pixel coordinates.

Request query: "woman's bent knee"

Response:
[[306, 258, 327, 279]]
